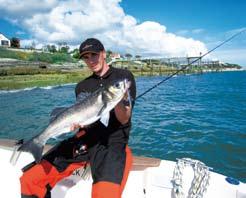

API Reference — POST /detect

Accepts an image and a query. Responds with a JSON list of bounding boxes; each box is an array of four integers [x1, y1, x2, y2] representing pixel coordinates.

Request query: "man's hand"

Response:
[[70, 123, 86, 138], [114, 90, 132, 125]]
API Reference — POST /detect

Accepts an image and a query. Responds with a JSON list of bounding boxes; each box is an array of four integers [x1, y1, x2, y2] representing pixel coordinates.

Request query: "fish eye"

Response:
[[115, 82, 120, 88]]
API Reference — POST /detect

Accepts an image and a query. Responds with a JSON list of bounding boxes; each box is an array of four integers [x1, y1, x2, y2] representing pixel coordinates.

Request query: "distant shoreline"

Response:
[[0, 68, 244, 91], [1, 47, 244, 90]]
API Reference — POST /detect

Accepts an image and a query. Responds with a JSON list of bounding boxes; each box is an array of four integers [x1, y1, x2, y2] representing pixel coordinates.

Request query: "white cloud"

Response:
[[0, 0, 208, 57], [192, 29, 204, 34], [16, 31, 26, 35], [176, 28, 204, 36], [0, 0, 58, 17], [176, 30, 189, 36], [100, 21, 207, 57]]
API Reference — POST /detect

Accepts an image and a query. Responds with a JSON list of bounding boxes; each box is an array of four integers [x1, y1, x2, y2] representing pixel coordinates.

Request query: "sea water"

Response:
[[0, 71, 245, 182]]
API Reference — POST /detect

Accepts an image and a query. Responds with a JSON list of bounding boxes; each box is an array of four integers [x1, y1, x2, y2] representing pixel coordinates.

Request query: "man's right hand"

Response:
[[70, 123, 86, 138]]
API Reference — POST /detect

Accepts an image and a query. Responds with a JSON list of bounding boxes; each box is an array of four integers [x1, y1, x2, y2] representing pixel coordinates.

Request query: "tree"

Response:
[[106, 50, 113, 62], [135, 55, 141, 60], [106, 50, 113, 58], [10, 37, 20, 48], [71, 48, 80, 59], [60, 46, 70, 53], [57, 42, 68, 52], [50, 45, 57, 53], [46, 45, 57, 53], [125, 53, 132, 60]]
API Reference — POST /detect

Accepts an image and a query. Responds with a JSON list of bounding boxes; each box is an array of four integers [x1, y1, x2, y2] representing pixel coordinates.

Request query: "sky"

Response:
[[0, 0, 245, 66]]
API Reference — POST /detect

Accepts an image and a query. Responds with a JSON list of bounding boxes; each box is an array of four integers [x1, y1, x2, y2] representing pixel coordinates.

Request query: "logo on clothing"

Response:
[[83, 45, 92, 50]]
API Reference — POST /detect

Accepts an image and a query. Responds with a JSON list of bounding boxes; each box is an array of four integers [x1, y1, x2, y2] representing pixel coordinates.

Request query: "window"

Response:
[[1, 40, 9, 46]]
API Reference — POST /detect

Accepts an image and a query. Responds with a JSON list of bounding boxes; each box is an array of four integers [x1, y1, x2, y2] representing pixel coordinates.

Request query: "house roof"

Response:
[[0, 33, 10, 41]]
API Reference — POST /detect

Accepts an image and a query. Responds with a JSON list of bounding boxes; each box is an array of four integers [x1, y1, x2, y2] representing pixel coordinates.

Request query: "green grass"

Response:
[[28, 52, 76, 63], [0, 71, 91, 90], [0, 65, 192, 90]]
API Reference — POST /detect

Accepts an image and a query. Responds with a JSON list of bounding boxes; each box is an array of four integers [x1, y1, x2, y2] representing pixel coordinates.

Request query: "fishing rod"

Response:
[[135, 28, 246, 100]]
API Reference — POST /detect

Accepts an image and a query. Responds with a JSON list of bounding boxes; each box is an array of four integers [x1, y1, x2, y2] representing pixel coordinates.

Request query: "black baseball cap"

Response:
[[79, 38, 105, 58]]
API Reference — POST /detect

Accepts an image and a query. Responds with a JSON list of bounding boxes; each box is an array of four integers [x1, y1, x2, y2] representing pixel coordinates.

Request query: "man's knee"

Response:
[[20, 161, 55, 198], [20, 170, 35, 191], [20, 172, 51, 198]]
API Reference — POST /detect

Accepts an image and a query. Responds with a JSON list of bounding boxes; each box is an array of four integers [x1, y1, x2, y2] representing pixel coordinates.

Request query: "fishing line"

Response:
[[135, 28, 246, 100]]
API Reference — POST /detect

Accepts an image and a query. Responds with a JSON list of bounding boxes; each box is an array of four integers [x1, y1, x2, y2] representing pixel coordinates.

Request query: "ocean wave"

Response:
[[0, 83, 76, 94], [40, 86, 54, 90], [39, 83, 76, 90], [0, 87, 38, 94]]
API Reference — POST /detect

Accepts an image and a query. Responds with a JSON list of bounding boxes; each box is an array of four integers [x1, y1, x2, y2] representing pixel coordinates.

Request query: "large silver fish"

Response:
[[17, 79, 131, 163]]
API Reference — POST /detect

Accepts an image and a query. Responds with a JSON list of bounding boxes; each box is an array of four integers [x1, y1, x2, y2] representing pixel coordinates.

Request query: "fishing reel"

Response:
[[73, 142, 88, 157]]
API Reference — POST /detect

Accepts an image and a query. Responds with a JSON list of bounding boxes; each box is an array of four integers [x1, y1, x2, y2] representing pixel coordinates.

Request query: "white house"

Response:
[[110, 52, 121, 60], [0, 33, 11, 47]]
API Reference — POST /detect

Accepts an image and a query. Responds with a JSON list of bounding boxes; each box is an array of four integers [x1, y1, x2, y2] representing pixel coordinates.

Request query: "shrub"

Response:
[[0, 48, 76, 64]]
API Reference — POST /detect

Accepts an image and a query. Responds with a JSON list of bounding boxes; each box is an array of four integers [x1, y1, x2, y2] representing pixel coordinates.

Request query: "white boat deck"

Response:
[[0, 139, 245, 198]]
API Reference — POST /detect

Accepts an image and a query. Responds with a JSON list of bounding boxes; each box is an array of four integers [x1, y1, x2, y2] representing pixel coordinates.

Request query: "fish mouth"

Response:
[[106, 79, 130, 101]]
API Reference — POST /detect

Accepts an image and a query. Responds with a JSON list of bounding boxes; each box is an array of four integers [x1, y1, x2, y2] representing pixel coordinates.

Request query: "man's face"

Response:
[[81, 51, 106, 74]]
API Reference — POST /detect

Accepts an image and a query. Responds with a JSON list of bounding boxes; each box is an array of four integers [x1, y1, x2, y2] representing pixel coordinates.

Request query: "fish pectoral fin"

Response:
[[98, 93, 110, 126], [100, 112, 110, 127], [97, 101, 107, 117]]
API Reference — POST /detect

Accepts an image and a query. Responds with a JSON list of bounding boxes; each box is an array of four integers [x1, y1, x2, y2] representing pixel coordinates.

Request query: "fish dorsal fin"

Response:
[[76, 92, 91, 103], [100, 112, 110, 127], [50, 107, 68, 123]]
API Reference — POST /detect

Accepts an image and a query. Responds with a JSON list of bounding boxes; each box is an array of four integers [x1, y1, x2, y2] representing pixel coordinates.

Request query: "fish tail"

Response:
[[9, 139, 24, 165], [18, 138, 44, 163]]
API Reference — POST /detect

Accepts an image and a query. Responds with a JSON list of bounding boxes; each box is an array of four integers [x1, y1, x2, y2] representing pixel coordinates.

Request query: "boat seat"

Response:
[[132, 156, 161, 170]]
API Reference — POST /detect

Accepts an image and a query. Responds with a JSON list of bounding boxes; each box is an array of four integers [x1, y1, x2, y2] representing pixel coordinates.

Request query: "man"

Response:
[[20, 38, 136, 198]]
